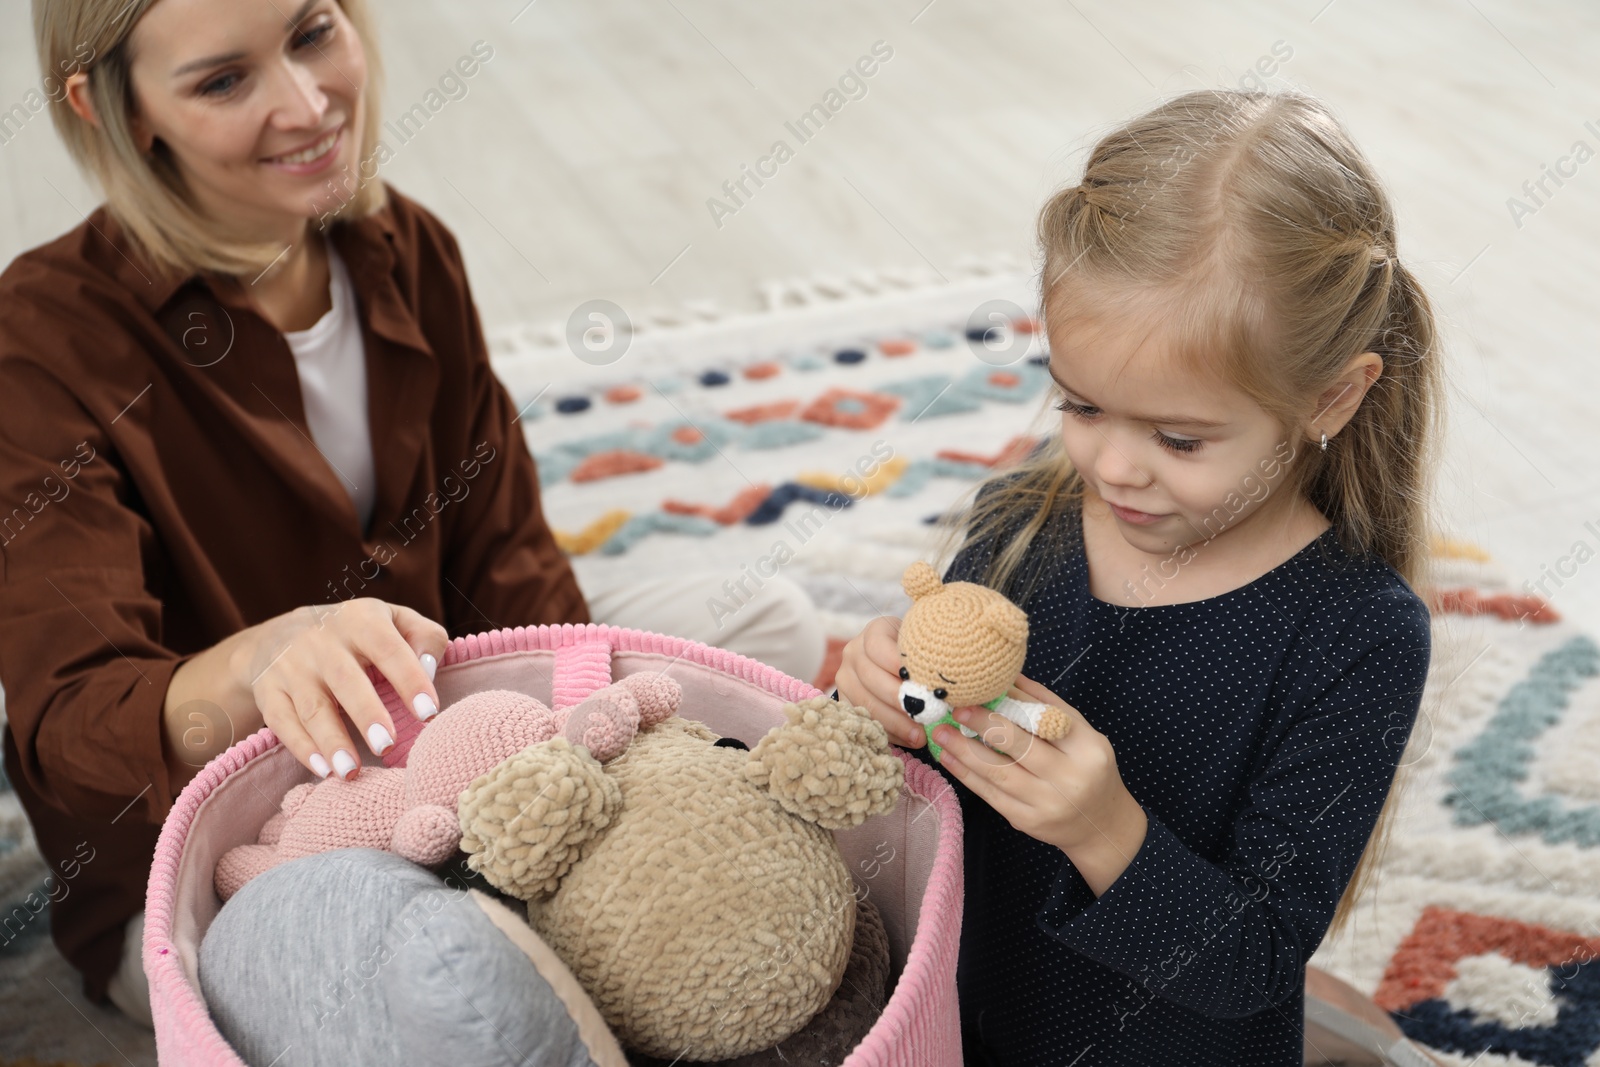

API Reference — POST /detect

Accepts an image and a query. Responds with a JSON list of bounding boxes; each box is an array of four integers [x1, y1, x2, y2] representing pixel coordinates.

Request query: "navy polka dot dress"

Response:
[[908, 498, 1433, 1065]]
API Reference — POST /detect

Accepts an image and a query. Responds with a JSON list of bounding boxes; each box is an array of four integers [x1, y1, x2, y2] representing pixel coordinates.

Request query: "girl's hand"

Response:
[[232, 599, 448, 781], [932, 675, 1148, 896], [835, 615, 924, 748]]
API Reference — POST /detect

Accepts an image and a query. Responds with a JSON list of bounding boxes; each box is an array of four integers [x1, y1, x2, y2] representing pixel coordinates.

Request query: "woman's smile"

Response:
[[260, 121, 345, 174]]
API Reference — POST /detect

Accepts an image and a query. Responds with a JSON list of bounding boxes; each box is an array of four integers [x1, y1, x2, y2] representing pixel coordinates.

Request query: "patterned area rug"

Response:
[[1, 265, 1588, 1064], [1310, 547, 1600, 1067], [487, 263, 1052, 674]]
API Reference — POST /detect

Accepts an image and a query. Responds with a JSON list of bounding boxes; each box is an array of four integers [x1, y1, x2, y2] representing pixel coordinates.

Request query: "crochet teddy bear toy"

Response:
[[896, 560, 1071, 758], [213, 674, 678, 901], [458, 683, 905, 1061]]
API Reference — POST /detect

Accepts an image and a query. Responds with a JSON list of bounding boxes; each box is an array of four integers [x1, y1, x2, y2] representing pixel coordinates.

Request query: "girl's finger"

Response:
[[863, 616, 902, 671], [839, 627, 920, 746], [862, 657, 906, 716], [864, 635, 911, 705], [946, 723, 1063, 823], [932, 728, 1027, 817], [958, 702, 1067, 778], [947, 710, 1071, 819], [846, 619, 905, 710], [257, 687, 333, 780], [958, 706, 1031, 763]]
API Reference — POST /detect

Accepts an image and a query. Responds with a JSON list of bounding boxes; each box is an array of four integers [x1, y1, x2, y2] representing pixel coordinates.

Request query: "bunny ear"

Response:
[[902, 561, 944, 601], [560, 688, 639, 763], [615, 672, 682, 727]]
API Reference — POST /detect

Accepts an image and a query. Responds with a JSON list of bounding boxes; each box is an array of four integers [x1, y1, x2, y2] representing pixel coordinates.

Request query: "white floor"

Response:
[[2, 0, 1597, 634]]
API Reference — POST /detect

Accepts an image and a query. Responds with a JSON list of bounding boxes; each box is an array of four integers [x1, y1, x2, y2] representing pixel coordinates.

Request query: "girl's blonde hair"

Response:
[[954, 89, 1443, 941], [33, 0, 388, 278]]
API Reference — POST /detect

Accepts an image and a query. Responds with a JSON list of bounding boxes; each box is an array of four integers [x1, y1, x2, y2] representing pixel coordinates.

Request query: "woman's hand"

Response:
[[932, 675, 1149, 896], [835, 615, 924, 748], [229, 598, 448, 781]]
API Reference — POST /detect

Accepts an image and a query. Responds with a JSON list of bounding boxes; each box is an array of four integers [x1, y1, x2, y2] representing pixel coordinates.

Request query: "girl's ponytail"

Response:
[[1299, 253, 1443, 602], [1316, 256, 1443, 939]]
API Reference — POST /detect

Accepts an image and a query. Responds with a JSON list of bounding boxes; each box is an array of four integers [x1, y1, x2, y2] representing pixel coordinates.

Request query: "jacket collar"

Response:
[[88, 188, 439, 547], [93, 193, 407, 336]]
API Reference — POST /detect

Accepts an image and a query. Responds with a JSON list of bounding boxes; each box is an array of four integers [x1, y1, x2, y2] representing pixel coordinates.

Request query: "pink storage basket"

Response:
[[144, 624, 965, 1066]]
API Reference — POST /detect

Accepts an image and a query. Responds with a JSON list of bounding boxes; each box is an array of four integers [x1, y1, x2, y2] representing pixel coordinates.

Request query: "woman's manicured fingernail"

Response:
[[420, 653, 437, 683], [332, 749, 358, 779], [309, 752, 331, 779], [367, 722, 394, 755], [414, 693, 439, 721]]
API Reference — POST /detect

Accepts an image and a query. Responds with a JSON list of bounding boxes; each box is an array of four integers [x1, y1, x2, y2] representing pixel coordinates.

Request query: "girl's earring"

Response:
[[1320, 432, 1329, 452]]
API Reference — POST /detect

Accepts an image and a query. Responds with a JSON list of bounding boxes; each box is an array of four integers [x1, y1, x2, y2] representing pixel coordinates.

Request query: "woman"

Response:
[[0, 0, 823, 1026]]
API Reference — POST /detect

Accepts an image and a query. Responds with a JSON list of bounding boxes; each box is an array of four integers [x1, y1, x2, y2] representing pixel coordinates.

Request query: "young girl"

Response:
[[837, 89, 1441, 1065]]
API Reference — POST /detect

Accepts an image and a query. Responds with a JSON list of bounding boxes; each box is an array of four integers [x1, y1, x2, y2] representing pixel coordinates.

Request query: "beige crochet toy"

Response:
[[897, 561, 1071, 759], [458, 684, 904, 1061]]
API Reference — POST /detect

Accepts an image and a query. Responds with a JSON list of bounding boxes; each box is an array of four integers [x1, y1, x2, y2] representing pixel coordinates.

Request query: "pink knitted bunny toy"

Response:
[[213, 672, 681, 901]]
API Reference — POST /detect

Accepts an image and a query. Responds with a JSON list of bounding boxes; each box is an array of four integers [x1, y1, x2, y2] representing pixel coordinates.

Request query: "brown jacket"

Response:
[[0, 183, 587, 1000]]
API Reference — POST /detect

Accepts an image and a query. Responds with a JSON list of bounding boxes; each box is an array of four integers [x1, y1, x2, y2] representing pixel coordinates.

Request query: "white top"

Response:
[[282, 239, 377, 534]]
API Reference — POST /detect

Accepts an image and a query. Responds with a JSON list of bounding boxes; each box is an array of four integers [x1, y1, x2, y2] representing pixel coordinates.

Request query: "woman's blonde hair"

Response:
[[953, 89, 1443, 941], [33, 0, 388, 278]]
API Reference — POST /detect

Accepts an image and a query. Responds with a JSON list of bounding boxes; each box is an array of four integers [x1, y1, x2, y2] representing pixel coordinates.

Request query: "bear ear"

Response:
[[458, 739, 622, 900], [979, 596, 1029, 643], [745, 697, 903, 830], [902, 561, 944, 601]]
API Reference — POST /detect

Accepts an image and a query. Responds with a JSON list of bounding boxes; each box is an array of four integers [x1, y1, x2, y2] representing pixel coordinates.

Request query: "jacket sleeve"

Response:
[[1034, 587, 1432, 1020], [423, 218, 588, 637], [0, 355, 191, 825]]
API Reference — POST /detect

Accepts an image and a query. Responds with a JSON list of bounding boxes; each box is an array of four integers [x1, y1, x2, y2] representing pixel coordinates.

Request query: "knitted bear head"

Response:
[[896, 560, 1029, 726], [458, 688, 903, 1061]]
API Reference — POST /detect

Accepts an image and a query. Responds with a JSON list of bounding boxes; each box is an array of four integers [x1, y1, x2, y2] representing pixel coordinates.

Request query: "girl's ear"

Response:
[[1310, 351, 1383, 442]]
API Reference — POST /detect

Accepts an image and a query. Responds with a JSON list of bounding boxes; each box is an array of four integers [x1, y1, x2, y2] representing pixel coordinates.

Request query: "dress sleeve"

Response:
[[426, 223, 588, 637], [0, 356, 190, 824], [1034, 587, 1432, 1020]]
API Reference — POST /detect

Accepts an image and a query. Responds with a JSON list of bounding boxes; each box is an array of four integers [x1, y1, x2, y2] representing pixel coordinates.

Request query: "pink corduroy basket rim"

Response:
[[144, 622, 964, 1067]]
